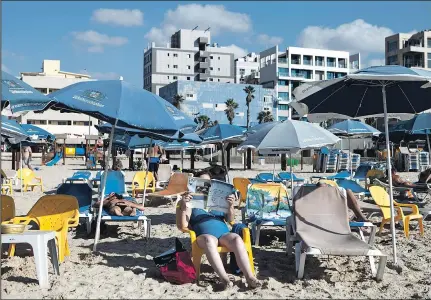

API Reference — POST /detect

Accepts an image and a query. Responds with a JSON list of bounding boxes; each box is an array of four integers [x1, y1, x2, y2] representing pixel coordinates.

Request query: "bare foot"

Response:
[[246, 277, 261, 289]]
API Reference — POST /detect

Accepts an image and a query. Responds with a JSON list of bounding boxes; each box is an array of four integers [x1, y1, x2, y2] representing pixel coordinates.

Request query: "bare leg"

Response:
[[219, 233, 259, 288], [196, 234, 230, 287], [346, 189, 369, 222]]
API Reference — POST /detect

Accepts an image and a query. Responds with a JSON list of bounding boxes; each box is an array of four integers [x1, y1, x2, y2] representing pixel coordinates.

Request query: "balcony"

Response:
[[198, 37, 209, 44], [195, 51, 208, 58], [303, 60, 312, 66], [315, 61, 325, 67], [404, 61, 424, 68], [291, 71, 313, 80], [197, 71, 210, 81], [277, 72, 289, 77], [291, 59, 301, 65], [338, 63, 347, 68], [199, 61, 209, 69], [278, 58, 288, 64], [327, 62, 336, 68]]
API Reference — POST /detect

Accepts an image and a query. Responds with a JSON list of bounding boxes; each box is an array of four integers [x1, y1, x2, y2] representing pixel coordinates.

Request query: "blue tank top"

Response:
[[189, 208, 230, 239]]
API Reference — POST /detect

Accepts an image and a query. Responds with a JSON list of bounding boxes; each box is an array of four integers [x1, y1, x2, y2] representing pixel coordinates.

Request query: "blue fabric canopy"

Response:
[[44, 80, 197, 136], [328, 120, 380, 136], [21, 124, 55, 142], [159, 141, 198, 150], [112, 133, 157, 150], [390, 113, 431, 134], [1, 71, 52, 113], [199, 124, 246, 144], [1, 116, 29, 144]]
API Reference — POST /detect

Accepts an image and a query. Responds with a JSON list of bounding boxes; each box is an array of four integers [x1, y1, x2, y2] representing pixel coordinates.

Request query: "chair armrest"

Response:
[[396, 202, 420, 214], [241, 227, 252, 245], [349, 221, 374, 228], [179, 227, 190, 233], [6, 216, 34, 225], [35, 177, 43, 182]]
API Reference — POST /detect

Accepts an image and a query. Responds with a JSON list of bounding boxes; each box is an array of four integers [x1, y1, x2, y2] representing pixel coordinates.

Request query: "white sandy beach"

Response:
[[2, 157, 431, 299]]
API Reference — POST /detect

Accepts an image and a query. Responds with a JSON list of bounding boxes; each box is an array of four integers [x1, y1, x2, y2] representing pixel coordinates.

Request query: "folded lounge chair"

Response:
[[336, 178, 371, 198], [288, 185, 387, 280], [63, 171, 92, 184], [148, 173, 189, 202], [256, 172, 282, 183], [233, 177, 252, 206], [278, 172, 305, 182]]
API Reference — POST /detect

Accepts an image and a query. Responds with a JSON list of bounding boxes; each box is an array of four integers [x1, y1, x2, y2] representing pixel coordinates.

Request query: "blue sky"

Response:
[[2, 1, 431, 87]]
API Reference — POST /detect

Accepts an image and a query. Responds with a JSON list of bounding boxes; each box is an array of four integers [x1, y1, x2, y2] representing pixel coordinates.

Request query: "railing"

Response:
[[291, 72, 313, 79], [278, 58, 288, 64], [338, 64, 347, 68], [277, 72, 289, 77], [315, 61, 324, 67], [327, 62, 336, 67], [303, 60, 312, 66], [291, 60, 301, 64]]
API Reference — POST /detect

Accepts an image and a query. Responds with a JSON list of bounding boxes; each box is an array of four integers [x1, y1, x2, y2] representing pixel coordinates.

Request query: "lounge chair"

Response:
[[288, 185, 387, 280], [353, 164, 373, 181], [278, 172, 306, 182], [241, 183, 291, 246], [1, 195, 15, 222], [256, 172, 282, 183], [1, 169, 14, 195], [99, 170, 151, 238], [16, 168, 44, 192], [373, 178, 425, 205], [233, 177, 252, 206], [148, 173, 189, 202], [336, 178, 371, 198], [369, 186, 424, 238], [57, 182, 94, 234], [327, 170, 351, 180], [63, 171, 92, 184], [156, 164, 172, 189], [131, 171, 156, 197]]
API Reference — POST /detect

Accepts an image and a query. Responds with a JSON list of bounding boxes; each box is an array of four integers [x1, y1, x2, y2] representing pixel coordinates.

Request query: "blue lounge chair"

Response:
[[256, 172, 282, 183], [63, 171, 92, 184], [278, 172, 305, 182], [242, 183, 291, 246], [353, 164, 372, 181], [336, 178, 371, 197], [327, 170, 351, 180], [86, 154, 97, 169], [99, 170, 151, 238], [57, 182, 94, 234]]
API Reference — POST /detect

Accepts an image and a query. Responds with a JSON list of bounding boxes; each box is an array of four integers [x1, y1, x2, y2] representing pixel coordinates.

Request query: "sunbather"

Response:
[[93, 192, 145, 216], [176, 176, 259, 289], [387, 168, 418, 188]]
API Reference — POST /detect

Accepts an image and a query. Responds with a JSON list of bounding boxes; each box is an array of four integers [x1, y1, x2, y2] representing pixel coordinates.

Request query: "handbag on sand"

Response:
[[153, 238, 196, 284]]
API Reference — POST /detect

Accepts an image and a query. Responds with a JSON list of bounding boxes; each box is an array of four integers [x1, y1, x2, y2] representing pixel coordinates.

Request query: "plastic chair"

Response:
[[156, 164, 172, 189], [256, 172, 282, 183], [17, 168, 44, 192], [148, 173, 189, 199], [1, 169, 14, 195], [278, 172, 306, 182], [6, 195, 79, 262], [369, 186, 424, 238], [132, 171, 156, 197], [336, 178, 371, 197], [1, 195, 15, 222], [233, 177, 251, 206]]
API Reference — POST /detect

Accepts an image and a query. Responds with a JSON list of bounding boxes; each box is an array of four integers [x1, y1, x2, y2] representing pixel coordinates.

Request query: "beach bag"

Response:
[[153, 238, 196, 284]]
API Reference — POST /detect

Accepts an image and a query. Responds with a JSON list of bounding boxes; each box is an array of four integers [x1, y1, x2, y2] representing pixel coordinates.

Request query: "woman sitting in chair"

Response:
[[176, 174, 259, 289]]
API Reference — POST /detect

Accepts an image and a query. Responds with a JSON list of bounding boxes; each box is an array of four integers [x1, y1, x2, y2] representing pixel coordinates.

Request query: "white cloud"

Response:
[[297, 19, 394, 55], [145, 4, 252, 46], [219, 44, 248, 59], [256, 34, 283, 46], [71, 30, 128, 53], [91, 8, 143, 27], [2, 63, 10, 72]]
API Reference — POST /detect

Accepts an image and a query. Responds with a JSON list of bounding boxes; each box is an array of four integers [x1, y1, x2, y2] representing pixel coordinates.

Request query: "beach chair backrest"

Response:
[[336, 179, 367, 194], [17, 168, 35, 185], [353, 164, 372, 180], [366, 169, 385, 186], [233, 177, 251, 203], [57, 182, 93, 208], [27, 195, 79, 231], [246, 183, 290, 220], [256, 172, 280, 182], [1, 195, 15, 222], [369, 186, 392, 219], [71, 171, 92, 180], [132, 171, 155, 189], [293, 185, 351, 236], [158, 164, 172, 182], [102, 171, 126, 195], [165, 173, 189, 194]]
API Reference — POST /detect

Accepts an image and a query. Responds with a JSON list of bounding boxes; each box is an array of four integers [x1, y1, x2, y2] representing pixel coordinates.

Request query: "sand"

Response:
[[2, 156, 431, 299]]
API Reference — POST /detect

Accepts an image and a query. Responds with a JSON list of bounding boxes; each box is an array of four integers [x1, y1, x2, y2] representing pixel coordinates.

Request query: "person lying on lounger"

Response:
[[387, 168, 418, 188], [93, 192, 145, 216], [176, 174, 259, 290]]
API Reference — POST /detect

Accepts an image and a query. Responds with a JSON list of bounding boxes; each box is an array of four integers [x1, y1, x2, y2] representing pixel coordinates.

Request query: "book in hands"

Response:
[[187, 178, 235, 212]]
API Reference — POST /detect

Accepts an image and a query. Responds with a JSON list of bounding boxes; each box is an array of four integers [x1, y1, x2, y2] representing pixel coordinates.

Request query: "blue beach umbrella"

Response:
[[1, 116, 29, 144], [198, 123, 246, 144], [21, 124, 55, 143], [111, 133, 157, 150], [292, 65, 431, 263], [1, 71, 52, 113], [390, 112, 431, 151]]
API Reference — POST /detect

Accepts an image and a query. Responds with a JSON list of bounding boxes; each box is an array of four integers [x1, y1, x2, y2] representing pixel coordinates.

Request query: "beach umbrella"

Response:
[[111, 133, 158, 150], [160, 141, 202, 170], [238, 120, 340, 191], [40, 79, 197, 251], [390, 113, 431, 152], [21, 124, 55, 143], [1, 116, 29, 144], [291, 65, 431, 263], [328, 120, 380, 176], [1, 70, 52, 113]]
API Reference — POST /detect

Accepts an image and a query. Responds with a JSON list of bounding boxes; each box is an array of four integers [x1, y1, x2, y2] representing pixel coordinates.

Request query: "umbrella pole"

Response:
[[20, 142, 22, 195], [272, 159, 276, 181], [427, 134, 431, 161], [382, 85, 397, 264], [93, 119, 118, 252], [141, 149, 144, 171], [222, 143, 229, 182], [349, 136, 352, 177], [289, 151, 294, 195], [181, 150, 184, 170], [142, 138, 153, 205]]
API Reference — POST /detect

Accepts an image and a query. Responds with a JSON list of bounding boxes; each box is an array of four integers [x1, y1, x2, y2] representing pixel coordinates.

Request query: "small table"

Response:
[[2, 230, 60, 288]]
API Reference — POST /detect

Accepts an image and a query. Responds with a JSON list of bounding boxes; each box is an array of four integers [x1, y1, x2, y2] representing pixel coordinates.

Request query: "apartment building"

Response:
[[143, 29, 235, 94], [234, 52, 260, 84], [19, 60, 99, 137], [159, 81, 276, 127], [385, 29, 431, 69], [259, 46, 360, 120]]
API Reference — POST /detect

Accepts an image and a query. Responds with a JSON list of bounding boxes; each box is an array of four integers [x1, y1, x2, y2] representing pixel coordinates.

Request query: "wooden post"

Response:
[[62, 139, 66, 165], [190, 149, 196, 170], [226, 144, 231, 169], [246, 148, 252, 169], [11, 149, 16, 170], [281, 153, 287, 171]]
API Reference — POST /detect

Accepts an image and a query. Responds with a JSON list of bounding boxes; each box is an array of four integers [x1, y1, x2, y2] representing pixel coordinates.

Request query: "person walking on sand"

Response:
[[22, 145, 33, 170]]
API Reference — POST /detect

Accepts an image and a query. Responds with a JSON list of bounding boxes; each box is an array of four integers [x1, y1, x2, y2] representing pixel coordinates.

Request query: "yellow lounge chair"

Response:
[[16, 168, 44, 192], [1, 195, 15, 222], [6, 195, 79, 262], [369, 186, 424, 238], [1, 170, 14, 195], [131, 171, 156, 197], [233, 177, 251, 206]]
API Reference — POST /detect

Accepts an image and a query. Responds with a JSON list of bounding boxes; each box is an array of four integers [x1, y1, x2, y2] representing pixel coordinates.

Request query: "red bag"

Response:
[[153, 238, 196, 284]]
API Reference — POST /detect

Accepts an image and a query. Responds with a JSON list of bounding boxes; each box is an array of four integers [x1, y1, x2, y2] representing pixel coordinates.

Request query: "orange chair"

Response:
[[6, 195, 79, 262], [233, 177, 252, 206], [148, 173, 189, 199]]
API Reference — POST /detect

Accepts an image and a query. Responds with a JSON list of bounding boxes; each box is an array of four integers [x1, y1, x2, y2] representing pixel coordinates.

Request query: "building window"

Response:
[[387, 55, 398, 65], [315, 56, 324, 67], [187, 65, 191, 69], [167, 76, 170, 79], [278, 104, 289, 111], [387, 41, 398, 52], [173, 76, 178, 80], [48, 120, 72, 125], [209, 78, 213, 81], [428, 53, 431, 68], [167, 53, 170, 56], [278, 80, 288, 86], [35, 88, 48, 94], [279, 116, 288, 121], [173, 65, 178, 68], [218, 57, 220, 60], [303, 55, 312, 66], [327, 72, 336, 79], [338, 58, 347, 68], [218, 79, 220, 82], [73, 121, 92, 126], [167, 64, 170, 68], [187, 54, 191, 58], [49, 88, 59, 93], [263, 96, 272, 103], [291, 69, 312, 79], [278, 92, 289, 101], [27, 119, 47, 125], [291, 54, 301, 64], [217, 68, 220, 71], [327, 57, 336, 67], [239, 69, 245, 75], [187, 93, 194, 98], [210, 67, 213, 70], [278, 68, 289, 77], [173, 53, 178, 57], [210, 56, 214, 59], [187, 77, 191, 80]]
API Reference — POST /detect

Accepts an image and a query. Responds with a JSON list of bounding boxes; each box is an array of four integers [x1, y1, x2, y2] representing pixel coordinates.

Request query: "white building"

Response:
[[234, 52, 260, 84], [18, 60, 99, 138], [259, 46, 361, 120], [385, 29, 431, 69], [143, 29, 235, 94]]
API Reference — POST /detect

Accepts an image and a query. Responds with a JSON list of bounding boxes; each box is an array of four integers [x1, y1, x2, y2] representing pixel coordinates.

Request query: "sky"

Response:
[[2, 1, 431, 87]]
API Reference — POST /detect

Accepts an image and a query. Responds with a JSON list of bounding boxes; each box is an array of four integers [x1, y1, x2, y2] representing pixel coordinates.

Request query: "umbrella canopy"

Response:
[[44, 80, 197, 136], [390, 113, 431, 134], [328, 120, 380, 136], [160, 141, 199, 150], [238, 120, 340, 154], [1, 71, 52, 113], [111, 133, 158, 150], [21, 124, 55, 142], [198, 124, 246, 144], [1, 116, 29, 144]]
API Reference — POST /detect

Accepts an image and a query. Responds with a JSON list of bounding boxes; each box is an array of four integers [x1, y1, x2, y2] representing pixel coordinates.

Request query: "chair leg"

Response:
[[378, 219, 386, 236], [8, 244, 16, 257], [254, 224, 261, 247], [376, 255, 387, 281], [295, 242, 306, 279], [418, 217, 424, 236], [192, 253, 202, 283], [403, 217, 410, 238]]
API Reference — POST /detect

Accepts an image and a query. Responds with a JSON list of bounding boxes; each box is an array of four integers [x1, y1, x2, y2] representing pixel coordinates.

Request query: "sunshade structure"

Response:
[[1, 116, 29, 144], [390, 113, 431, 151], [328, 120, 380, 176], [1, 70, 52, 113], [111, 133, 157, 150], [291, 65, 431, 263], [41, 79, 197, 251], [21, 124, 55, 143], [238, 120, 339, 190]]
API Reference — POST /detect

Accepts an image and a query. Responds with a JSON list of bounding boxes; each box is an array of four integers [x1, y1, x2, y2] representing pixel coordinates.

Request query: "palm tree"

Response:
[[172, 94, 184, 109], [257, 111, 274, 124], [224, 98, 239, 125], [197, 115, 211, 128], [243, 86, 255, 129]]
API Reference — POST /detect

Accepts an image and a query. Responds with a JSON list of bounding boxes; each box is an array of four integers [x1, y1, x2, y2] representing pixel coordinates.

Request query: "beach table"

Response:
[[2, 230, 60, 288]]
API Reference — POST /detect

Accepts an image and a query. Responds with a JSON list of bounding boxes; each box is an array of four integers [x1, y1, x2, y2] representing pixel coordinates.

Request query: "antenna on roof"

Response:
[[204, 27, 211, 33], [192, 26, 198, 31]]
